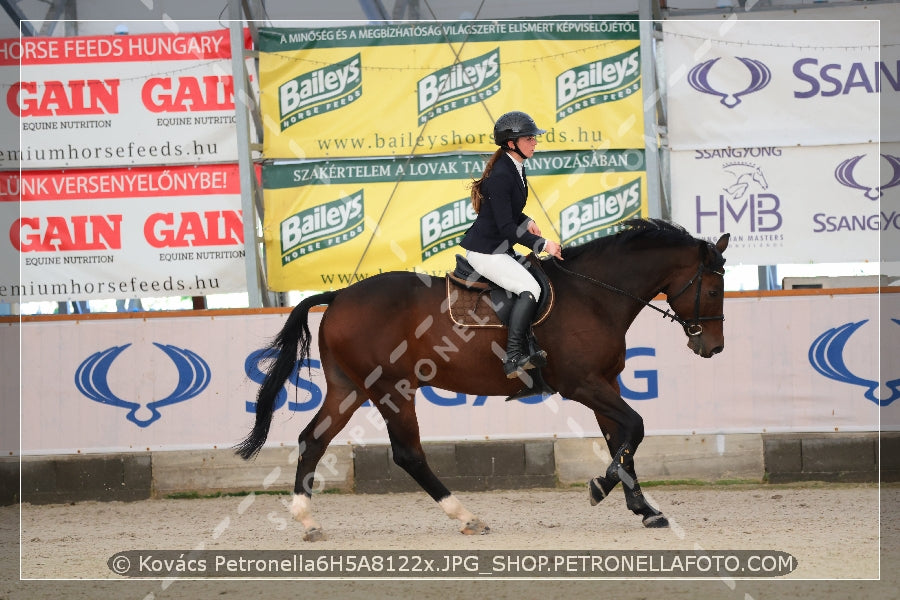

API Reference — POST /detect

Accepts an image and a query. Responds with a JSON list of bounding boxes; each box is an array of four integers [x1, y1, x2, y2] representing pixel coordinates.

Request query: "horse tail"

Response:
[[235, 291, 340, 460]]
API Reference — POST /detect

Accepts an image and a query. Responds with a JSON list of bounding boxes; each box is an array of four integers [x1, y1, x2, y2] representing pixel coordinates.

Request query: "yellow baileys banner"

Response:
[[258, 18, 643, 159], [263, 150, 647, 291]]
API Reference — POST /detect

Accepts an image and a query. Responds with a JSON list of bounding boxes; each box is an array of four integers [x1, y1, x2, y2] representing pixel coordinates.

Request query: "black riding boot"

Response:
[[503, 292, 547, 378]]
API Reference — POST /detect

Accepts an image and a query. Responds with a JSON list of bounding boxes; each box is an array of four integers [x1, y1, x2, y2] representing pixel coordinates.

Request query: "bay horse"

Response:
[[237, 218, 730, 541]]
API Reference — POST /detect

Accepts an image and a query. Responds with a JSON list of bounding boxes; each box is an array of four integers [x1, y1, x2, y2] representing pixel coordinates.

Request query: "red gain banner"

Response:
[[0, 164, 248, 302], [1, 29, 253, 169]]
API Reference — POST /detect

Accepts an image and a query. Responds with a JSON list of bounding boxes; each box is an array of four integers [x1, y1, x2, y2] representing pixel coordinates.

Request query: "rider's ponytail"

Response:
[[469, 147, 507, 214]]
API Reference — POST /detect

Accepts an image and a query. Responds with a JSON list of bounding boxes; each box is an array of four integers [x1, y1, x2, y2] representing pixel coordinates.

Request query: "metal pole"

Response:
[[639, 2, 663, 220], [229, 0, 264, 307]]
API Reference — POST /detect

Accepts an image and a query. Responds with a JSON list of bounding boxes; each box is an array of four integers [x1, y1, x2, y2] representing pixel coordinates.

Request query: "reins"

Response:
[[550, 256, 725, 336]]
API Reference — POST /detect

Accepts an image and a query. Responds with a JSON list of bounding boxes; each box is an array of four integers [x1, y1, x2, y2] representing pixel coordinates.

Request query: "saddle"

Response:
[[446, 253, 553, 328], [445, 253, 556, 402]]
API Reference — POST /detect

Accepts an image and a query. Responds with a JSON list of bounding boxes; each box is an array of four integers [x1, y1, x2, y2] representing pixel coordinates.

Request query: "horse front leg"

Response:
[[589, 411, 669, 528]]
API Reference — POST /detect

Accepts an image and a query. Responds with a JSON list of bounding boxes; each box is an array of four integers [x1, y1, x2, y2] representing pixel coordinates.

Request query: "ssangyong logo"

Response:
[[556, 47, 640, 121], [280, 191, 364, 265], [420, 198, 475, 260], [560, 178, 642, 246], [687, 57, 771, 108], [834, 154, 900, 201], [75, 343, 211, 427], [278, 53, 362, 131], [417, 48, 500, 125], [809, 320, 899, 407]]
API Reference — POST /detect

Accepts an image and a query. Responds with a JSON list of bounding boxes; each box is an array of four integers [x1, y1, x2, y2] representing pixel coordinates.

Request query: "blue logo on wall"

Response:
[[688, 57, 771, 108], [834, 154, 900, 201], [75, 343, 211, 427], [243, 346, 659, 413], [808, 320, 899, 406]]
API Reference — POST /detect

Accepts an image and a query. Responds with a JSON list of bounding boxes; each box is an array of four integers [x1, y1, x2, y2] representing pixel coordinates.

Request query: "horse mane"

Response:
[[560, 218, 725, 269]]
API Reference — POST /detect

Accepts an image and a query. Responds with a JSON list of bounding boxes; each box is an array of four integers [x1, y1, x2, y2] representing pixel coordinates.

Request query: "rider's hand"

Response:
[[527, 220, 542, 236], [543, 240, 563, 259]]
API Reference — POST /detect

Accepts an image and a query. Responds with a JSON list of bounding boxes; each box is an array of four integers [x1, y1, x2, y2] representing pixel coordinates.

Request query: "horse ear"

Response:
[[715, 233, 730, 253]]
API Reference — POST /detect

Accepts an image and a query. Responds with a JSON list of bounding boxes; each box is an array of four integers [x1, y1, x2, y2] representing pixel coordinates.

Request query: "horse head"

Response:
[[664, 233, 729, 358], [750, 165, 768, 190]]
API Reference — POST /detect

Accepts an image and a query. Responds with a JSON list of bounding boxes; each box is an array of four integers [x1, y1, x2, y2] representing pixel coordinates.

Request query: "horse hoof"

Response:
[[588, 477, 615, 506], [303, 527, 326, 542], [461, 519, 490, 535], [642, 514, 669, 528]]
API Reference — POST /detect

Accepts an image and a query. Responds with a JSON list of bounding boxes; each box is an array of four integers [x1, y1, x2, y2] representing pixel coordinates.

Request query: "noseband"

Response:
[[552, 258, 724, 337]]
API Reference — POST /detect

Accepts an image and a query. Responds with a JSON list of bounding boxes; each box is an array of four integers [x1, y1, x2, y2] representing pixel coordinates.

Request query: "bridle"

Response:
[[551, 258, 725, 337], [662, 262, 725, 336]]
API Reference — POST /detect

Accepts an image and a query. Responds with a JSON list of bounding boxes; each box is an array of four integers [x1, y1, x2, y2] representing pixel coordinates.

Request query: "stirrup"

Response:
[[503, 354, 529, 378], [503, 351, 547, 378], [529, 349, 548, 368]]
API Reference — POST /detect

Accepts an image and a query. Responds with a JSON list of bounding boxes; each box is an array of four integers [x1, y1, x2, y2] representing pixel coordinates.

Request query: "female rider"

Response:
[[460, 111, 564, 378]]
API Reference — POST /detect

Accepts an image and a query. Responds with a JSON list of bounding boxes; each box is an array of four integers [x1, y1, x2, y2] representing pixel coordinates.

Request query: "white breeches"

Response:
[[465, 250, 541, 301]]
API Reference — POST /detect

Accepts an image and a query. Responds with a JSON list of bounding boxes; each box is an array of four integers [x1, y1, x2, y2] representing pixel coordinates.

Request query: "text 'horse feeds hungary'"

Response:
[[237, 218, 730, 541]]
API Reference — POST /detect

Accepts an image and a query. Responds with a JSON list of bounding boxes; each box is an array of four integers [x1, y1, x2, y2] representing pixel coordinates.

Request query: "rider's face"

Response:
[[510, 135, 538, 158]]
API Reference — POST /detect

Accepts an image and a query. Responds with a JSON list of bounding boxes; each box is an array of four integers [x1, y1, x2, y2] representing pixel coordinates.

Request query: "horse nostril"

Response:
[[710, 345, 724, 356]]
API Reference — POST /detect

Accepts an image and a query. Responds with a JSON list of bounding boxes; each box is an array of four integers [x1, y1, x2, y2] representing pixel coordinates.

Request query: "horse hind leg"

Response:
[[291, 369, 367, 542], [374, 386, 489, 536]]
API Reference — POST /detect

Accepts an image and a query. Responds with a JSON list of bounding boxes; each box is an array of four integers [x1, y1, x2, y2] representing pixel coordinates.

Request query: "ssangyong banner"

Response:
[[262, 149, 647, 291], [258, 18, 643, 159], [670, 143, 884, 265], [2, 29, 251, 169], [13, 291, 889, 455], [663, 20, 879, 150], [1, 164, 248, 302]]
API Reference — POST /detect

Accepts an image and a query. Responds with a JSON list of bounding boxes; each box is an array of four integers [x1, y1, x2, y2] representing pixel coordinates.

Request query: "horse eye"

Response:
[[708, 290, 719, 298]]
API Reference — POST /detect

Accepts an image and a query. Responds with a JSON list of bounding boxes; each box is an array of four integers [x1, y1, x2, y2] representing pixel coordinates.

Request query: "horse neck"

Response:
[[561, 243, 692, 324]]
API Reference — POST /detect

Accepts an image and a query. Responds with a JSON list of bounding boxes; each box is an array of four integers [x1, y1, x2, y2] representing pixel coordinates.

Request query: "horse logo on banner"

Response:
[[687, 56, 771, 108], [834, 154, 900, 201], [722, 161, 768, 201], [75, 343, 211, 427], [808, 319, 900, 407]]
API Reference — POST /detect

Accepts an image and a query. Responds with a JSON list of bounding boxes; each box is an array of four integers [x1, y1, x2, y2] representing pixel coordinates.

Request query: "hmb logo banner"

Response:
[[671, 144, 883, 265]]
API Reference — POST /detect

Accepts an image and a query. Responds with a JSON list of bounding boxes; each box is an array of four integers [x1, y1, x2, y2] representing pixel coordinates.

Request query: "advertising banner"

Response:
[[670, 143, 886, 265], [262, 150, 647, 291], [2, 29, 251, 169], [663, 20, 879, 150], [14, 292, 890, 455], [258, 18, 643, 159], [1, 164, 248, 302]]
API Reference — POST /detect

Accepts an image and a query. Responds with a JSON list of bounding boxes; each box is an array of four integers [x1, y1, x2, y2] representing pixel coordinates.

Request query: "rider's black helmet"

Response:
[[493, 111, 546, 146]]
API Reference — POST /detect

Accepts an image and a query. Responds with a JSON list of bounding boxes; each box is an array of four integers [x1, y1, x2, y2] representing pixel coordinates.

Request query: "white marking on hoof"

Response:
[[461, 519, 490, 535], [290, 494, 322, 533], [440, 494, 491, 534], [439, 495, 476, 523]]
